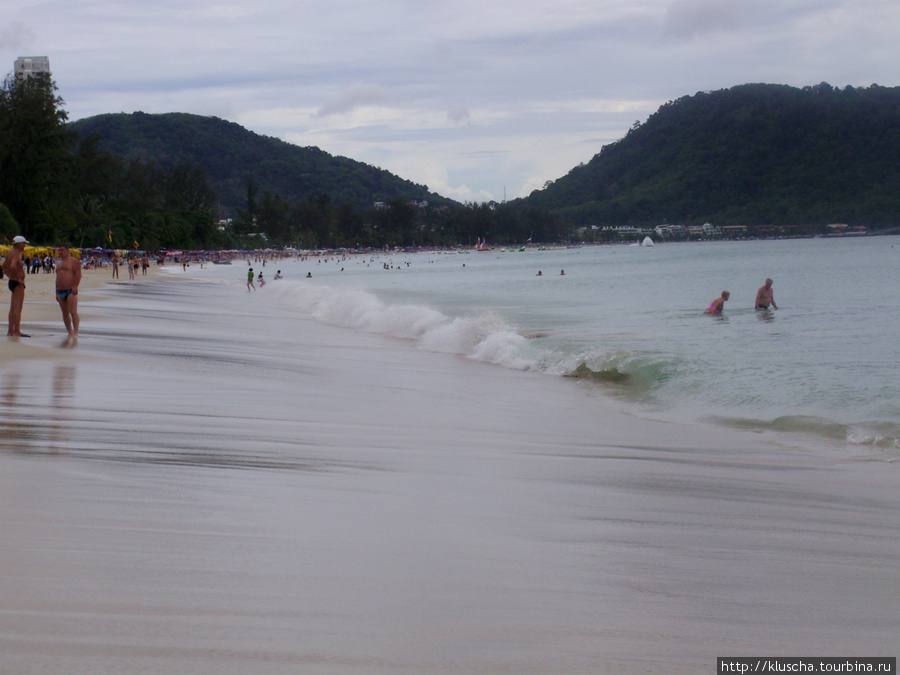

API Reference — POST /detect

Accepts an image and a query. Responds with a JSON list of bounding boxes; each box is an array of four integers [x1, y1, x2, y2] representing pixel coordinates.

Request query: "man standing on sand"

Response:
[[2, 235, 29, 337], [755, 278, 778, 310], [55, 245, 82, 337]]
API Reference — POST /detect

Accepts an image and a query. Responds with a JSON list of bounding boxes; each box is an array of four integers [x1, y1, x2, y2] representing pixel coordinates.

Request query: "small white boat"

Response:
[[641, 236, 654, 247]]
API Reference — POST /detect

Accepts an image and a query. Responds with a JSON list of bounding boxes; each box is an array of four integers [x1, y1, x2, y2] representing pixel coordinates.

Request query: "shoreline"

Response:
[[0, 263, 162, 364]]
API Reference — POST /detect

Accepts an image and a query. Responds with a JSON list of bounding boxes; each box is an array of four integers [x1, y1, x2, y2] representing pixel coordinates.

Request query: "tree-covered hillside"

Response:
[[522, 83, 900, 228], [7, 75, 897, 250], [1, 73, 561, 250], [69, 112, 452, 216]]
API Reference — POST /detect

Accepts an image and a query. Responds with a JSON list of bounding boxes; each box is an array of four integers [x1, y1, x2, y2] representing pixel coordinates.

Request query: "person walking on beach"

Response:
[[55, 245, 82, 337], [2, 235, 29, 336], [705, 290, 730, 315], [247, 267, 256, 291], [755, 278, 778, 310]]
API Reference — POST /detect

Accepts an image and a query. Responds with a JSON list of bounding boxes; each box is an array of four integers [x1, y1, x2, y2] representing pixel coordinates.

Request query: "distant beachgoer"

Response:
[[536, 270, 542, 276], [111, 256, 120, 278], [55, 245, 82, 337], [3, 235, 29, 336], [755, 278, 778, 310], [274, 270, 283, 280], [306, 272, 312, 278], [257, 271, 266, 287], [247, 268, 256, 291], [560, 270, 565, 276], [705, 290, 730, 315]]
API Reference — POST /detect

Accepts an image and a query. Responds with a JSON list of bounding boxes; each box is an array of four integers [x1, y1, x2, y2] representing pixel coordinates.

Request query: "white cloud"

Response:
[[315, 84, 395, 118]]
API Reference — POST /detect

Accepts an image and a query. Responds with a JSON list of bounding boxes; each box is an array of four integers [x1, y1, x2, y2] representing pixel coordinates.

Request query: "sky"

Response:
[[2, 0, 897, 203]]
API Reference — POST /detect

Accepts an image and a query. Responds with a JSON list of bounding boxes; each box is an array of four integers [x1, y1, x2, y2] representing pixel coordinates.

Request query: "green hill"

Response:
[[69, 112, 453, 217], [521, 83, 900, 228]]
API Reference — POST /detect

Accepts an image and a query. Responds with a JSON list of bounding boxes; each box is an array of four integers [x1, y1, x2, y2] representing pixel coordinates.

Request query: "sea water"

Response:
[[201, 235, 900, 454]]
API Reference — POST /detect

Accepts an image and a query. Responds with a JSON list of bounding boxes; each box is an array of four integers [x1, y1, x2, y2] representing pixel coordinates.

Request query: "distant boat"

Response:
[[641, 236, 654, 247]]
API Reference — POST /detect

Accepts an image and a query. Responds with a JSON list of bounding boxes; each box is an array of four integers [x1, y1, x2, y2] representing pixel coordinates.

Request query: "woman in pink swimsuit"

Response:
[[705, 290, 730, 315]]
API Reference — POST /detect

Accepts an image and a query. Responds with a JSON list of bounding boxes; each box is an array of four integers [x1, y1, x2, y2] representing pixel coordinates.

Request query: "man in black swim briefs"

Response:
[[2, 235, 28, 336], [755, 278, 778, 310], [55, 244, 82, 337]]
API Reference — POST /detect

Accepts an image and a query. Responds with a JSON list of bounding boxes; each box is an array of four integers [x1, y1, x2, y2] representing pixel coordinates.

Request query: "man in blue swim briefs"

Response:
[[55, 244, 82, 337], [2, 235, 29, 336]]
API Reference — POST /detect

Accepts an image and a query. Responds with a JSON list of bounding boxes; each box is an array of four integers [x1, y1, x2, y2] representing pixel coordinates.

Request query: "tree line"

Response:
[[21, 75, 889, 249], [1, 73, 565, 250], [0, 72, 220, 250]]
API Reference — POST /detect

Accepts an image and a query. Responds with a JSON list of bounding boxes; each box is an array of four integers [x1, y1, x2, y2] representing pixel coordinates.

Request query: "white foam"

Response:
[[268, 281, 538, 370]]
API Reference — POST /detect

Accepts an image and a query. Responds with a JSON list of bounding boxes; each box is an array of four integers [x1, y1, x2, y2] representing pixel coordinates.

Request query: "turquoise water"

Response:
[[191, 235, 900, 452]]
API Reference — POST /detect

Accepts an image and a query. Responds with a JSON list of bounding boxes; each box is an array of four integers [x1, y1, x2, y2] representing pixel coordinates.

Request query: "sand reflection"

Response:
[[0, 365, 77, 455], [47, 364, 77, 454]]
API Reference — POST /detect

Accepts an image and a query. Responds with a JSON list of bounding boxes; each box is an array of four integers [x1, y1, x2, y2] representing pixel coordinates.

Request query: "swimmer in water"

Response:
[[704, 290, 730, 315]]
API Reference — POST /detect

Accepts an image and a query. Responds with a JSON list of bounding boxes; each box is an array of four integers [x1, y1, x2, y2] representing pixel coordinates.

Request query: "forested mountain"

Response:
[[521, 83, 900, 228], [5, 76, 897, 250], [2, 71, 560, 250], [69, 112, 452, 217]]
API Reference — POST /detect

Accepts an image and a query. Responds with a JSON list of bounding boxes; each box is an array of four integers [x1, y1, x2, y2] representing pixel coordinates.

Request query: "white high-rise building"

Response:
[[14, 56, 51, 79]]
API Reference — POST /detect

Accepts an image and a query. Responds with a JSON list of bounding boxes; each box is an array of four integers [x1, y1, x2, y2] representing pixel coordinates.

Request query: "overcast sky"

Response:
[[3, 0, 897, 203]]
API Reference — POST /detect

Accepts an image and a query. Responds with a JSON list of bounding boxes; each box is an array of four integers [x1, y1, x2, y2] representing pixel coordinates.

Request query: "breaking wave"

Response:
[[266, 281, 674, 391]]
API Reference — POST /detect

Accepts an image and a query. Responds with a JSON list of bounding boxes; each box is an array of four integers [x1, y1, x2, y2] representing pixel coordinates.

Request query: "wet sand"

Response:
[[0, 273, 897, 674], [0, 262, 156, 364]]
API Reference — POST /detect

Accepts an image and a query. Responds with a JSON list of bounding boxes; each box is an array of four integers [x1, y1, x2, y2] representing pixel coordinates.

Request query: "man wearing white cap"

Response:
[[2, 235, 29, 337]]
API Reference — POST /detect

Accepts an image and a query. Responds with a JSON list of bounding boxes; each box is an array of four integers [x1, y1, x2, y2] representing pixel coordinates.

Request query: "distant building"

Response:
[[721, 225, 747, 237], [14, 56, 51, 79], [654, 224, 687, 238]]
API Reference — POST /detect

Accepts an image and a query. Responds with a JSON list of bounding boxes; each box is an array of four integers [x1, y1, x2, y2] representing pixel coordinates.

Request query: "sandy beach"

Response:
[[0, 262, 158, 363], [1, 261, 898, 674]]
